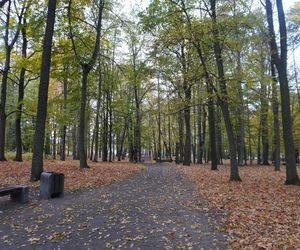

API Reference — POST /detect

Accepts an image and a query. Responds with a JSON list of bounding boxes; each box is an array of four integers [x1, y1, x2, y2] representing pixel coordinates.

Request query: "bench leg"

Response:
[[10, 187, 29, 203]]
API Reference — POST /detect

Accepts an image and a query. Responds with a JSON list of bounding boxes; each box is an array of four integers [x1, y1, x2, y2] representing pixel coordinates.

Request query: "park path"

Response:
[[0, 163, 227, 249]]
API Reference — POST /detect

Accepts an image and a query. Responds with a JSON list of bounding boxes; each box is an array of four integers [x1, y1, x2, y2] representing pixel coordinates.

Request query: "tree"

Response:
[[0, 0, 25, 161], [209, 0, 241, 181], [14, 16, 28, 162], [31, 0, 57, 181], [68, 0, 105, 168], [265, 0, 300, 185]]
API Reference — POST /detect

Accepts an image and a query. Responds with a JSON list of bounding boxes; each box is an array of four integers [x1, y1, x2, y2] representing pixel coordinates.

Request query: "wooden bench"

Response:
[[0, 186, 29, 204]]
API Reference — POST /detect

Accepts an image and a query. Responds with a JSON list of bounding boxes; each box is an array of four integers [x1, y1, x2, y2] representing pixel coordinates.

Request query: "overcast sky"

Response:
[[121, 0, 298, 14]]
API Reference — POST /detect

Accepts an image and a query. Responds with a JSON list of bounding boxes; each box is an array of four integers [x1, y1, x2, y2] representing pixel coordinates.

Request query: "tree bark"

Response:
[[31, 0, 57, 181], [52, 125, 56, 159], [265, 0, 299, 184], [210, 0, 241, 181], [60, 68, 68, 161], [271, 62, 280, 171], [197, 103, 203, 164], [72, 125, 77, 160], [93, 65, 102, 162], [183, 84, 191, 166], [14, 18, 28, 162], [236, 51, 245, 166], [207, 84, 218, 170], [260, 50, 270, 165], [68, 0, 104, 168], [78, 68, 89, 168]]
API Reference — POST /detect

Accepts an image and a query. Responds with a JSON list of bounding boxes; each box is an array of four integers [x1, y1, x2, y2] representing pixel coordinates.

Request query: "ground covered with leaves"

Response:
[[0, 163, 227, 249], [0, 160, 141, 191], [179, 164, 300, 249]]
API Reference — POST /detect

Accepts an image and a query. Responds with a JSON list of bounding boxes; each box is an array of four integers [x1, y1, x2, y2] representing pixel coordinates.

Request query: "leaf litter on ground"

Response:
[[0, 160, 141, 191], [179, 163, 300, 249]]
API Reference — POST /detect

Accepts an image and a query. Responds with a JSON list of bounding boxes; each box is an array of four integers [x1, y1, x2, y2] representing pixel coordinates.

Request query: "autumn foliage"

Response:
[[0, 160, 141, 191], [179, 164, 300, 249]]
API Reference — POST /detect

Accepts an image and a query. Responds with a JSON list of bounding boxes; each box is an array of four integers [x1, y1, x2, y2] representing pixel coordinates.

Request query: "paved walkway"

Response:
[[0, 163, 227, 249]]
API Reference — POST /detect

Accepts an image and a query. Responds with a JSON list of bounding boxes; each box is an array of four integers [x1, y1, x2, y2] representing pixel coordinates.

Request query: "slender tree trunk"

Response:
[[45, 126, 51, 157], [197, 103, 202, 164], [72, 125, 77, 159], [68, 0, 104, 168], [257, 121, 261, 165], [102, 96, 108, 162], [183, 84, 191, 166], [89, 130, 94, 161], [93, 66, 102, 162], [237, 51, 245, 166], [193, 104, 196, 164], [78, 68, 89, 168], [246, 100, 253, 165], [0, 49, 11, 161], [207, 83, 218, 170], [52, 126, 56, 159], [260, 50, 270, 165], [15, 20, 27, 162], [0, 0, 23, 161], [210, 0, 241, 181], [117, 120, 127, 161], [265, 0, 299, 184], [202, 106, 207, 163], [60, 71, 68, 161], [108, 90, 113, 162], [271, 63, 280, 171], [216, 108, 223, 165], [31, 0, 57, 181], [168, 104, 172, 161]]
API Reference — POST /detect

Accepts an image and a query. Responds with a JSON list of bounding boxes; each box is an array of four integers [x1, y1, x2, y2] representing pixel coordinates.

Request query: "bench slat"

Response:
[[0, 187, 23, 196]]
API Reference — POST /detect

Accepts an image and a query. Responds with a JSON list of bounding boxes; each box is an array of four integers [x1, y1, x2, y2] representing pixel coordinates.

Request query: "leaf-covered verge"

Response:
[[179, 164, 300, 249], [0, 160, 141, 191]]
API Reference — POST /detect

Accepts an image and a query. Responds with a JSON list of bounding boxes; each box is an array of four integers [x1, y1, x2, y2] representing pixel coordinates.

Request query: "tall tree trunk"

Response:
[[265, 0, 299, 184], [108, 90, 113, 162], [271, 62, 280, 171], [78, 68, 89, 168], [216, 108, 223, 165], [0, 48, 11, 161], [183, 84, 191, 166], [93, 66, 102, 162], [246, 100, 253, 165], [31, 0, 57, 181], [197, 103, 203, 164], [260, 50, 270, 165], [89, 130, 94, 161], [15, 19, 27, 162], [207, 84, 218, 170], [157, 74, 161, 161], [237, 51, 245, 166], [210, 0, 241, 181], [202, 106, 207, 163], [68, 0, 104, 168], [0, 0, 23, 161], [52, 126, 56, 159], [178, 111, 184, 163], [45, 128, 51, 157], [60, 69, 68, 161], [102, 97, 108, 162], [117, 119, 127, 161], [168, 102, 172, 161], [72, 125, 77, 160], [257, 121, 261, 165]]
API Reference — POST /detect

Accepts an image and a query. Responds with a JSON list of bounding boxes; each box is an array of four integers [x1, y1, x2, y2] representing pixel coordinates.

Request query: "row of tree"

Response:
[[0, 0, 299, 184]]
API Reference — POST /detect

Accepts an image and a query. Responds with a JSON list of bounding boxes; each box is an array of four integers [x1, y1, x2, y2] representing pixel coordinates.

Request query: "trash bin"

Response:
[[40, 172, 64, 199]]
